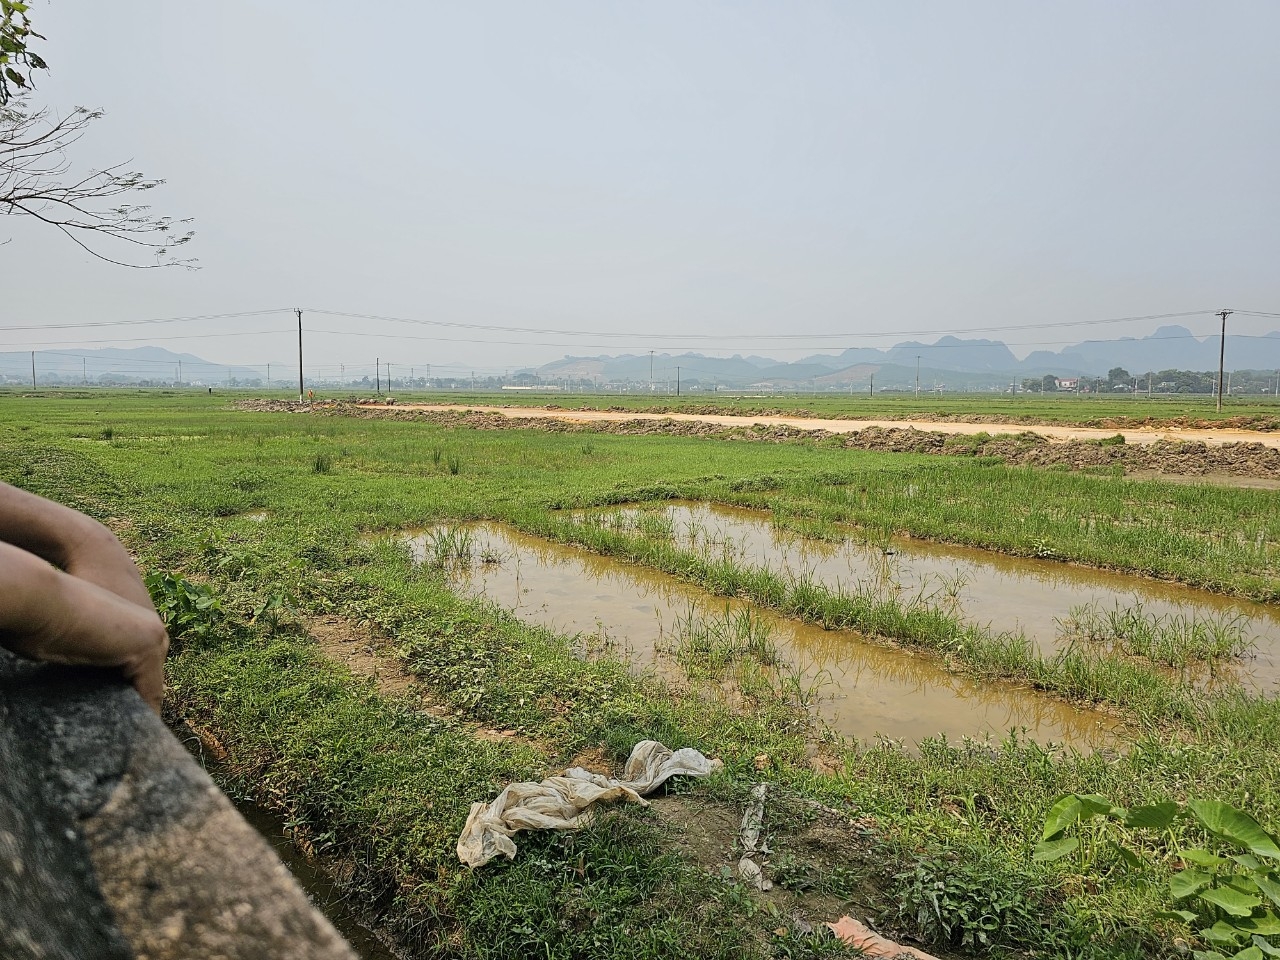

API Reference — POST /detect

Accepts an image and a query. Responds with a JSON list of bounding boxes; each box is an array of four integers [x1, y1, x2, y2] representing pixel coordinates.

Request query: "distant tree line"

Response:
[[1022, 368, 1280, 395]]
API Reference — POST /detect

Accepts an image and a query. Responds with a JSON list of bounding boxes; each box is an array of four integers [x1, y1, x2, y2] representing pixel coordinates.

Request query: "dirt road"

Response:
[[374, 404, 1280, 450]]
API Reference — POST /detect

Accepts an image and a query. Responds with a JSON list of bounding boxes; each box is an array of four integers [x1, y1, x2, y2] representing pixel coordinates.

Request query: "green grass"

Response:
[[1060, 600, 1255, 672], [3, 390, 1280, 958]]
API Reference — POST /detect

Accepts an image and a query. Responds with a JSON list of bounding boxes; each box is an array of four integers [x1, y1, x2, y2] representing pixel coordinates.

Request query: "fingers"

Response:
[[0, 482, 152, 609], [61, 522, 155, 610], [0, 542, 169, 712]]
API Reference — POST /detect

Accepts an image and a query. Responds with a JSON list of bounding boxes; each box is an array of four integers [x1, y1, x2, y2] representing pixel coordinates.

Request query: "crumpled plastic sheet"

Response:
[[737, 782, 772, 890], [457, 740, 723, 868]]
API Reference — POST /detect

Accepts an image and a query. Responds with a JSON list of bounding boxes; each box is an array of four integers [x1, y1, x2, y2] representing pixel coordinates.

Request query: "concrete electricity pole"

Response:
[[296, 308, 305, 401], [915, 356, 920, 398], [1216, 309, 1232, 412]]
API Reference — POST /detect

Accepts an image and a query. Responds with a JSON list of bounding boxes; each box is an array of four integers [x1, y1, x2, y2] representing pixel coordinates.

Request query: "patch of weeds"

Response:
[[731, 475, 784, 493], [313, 451, 334, 473], [888, 847, 1049, 951], [145, 571, 224, 648], [252, 589, 293, 638], [1061, 600, 1255, 672], [228, 469, 268, 492], [452, 807, 762, 959], [664, 605, 779, 680], [421, 526, 474, 568]]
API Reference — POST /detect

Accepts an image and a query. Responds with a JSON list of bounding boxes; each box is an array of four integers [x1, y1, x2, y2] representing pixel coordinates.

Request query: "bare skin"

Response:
[[0, 482, 168, 711]]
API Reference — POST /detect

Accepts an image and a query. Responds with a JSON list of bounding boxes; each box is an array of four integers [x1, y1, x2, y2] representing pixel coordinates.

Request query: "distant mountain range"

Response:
[[533, 325, 1280, 389], [0, 346, 261, 384], [3, 326, 1279, 390]]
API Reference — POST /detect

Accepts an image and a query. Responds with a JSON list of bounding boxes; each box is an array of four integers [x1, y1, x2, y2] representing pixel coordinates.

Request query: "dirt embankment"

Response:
[[584, 404, 1280, 434], [238, 399, 1280, 482]]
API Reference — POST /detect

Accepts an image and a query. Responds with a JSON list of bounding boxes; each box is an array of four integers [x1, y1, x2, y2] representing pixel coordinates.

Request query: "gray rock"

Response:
[[0, 648, 357, 960]]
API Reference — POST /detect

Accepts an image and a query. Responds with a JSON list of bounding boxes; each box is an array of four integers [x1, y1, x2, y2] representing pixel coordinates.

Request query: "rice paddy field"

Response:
[[3, 389, 1280, 959]]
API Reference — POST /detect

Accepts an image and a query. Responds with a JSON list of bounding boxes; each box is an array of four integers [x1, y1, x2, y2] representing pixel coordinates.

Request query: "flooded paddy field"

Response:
[[574, 502, 1280, 693], [15, 392, 1280, 958], [407, 523, 1119, 748]]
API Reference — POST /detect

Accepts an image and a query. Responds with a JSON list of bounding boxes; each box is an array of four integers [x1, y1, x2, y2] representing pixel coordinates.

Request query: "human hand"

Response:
[[0, 531, 169, 712], [0, 481, 153, 609]]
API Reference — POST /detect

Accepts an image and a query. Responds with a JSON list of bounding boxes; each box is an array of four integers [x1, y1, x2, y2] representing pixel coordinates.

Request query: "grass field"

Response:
[[3, 390, 1279, 959]]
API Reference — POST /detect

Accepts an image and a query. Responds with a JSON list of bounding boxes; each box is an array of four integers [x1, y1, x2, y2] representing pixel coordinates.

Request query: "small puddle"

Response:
[[583, 502, 1280, 693], [406, 524, 1118, 748], [238, 802, 400, 960]]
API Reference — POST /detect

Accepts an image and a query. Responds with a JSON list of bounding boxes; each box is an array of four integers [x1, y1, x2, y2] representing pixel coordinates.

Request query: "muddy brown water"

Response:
[[406, 524, 1119, 748], [582, 503, 1280, 693]]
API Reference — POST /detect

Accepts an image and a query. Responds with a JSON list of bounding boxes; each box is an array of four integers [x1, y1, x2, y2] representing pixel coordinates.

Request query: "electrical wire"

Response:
[[0, 309, 293, 333], [302, 307, 1217, 342]]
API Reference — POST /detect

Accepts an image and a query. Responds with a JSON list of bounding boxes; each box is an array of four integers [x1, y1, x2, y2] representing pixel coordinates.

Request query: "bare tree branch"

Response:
[[1, 104, 196, 268]]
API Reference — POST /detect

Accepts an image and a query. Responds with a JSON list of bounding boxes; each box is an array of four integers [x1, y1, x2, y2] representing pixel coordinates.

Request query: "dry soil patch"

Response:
[[368, 403, 1280, 450]]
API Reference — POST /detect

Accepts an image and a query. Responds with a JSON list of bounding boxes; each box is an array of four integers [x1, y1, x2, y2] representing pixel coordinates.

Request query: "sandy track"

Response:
[[374, 404, 1280, 450]]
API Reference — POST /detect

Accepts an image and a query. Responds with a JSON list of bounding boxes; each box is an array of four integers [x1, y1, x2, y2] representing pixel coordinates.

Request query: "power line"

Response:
[[301, 325, 1278, 353], [6, 325, 1275, 362], [2, 329, 294, 348], [0, 309, 292, 333], [303, 307, 1217, 342]]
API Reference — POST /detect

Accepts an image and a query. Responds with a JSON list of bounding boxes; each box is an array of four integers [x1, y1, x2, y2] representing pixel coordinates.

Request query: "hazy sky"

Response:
[[3, 1, 1278, 378]]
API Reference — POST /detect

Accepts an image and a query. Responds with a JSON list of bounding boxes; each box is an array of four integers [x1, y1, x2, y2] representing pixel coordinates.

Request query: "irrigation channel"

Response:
[[404, 503, 1279, 750], [239, 802, 399, 960]]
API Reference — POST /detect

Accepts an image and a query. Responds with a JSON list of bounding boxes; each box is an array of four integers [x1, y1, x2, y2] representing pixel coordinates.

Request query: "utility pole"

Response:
[[676, 366, 680, 397], [339, 364, 344, 387], [869, 373, 874, 396], [1147, 373, 1152, 398], [177, 360, 182, 386], [296, 308, 305, 401], [387, 363, 392, 392], [915, 356, 920, 398], [82, 357, 87, 385], [376, 358, 381, 394], [266, 362, 270, 388], [31, 351, 35, 390], [649, 350, 654, 393], [1216, 309, 1232, 412]]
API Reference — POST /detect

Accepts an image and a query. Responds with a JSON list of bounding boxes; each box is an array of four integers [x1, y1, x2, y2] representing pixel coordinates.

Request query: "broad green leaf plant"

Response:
[[1035, 793, 1280, 959]]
